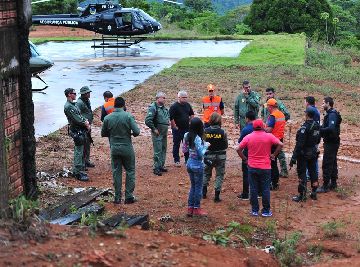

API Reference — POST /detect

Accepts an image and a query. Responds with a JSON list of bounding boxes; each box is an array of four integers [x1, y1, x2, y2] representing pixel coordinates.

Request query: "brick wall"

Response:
[[0, 0, 24, 198], [2, 78, 23, 197]]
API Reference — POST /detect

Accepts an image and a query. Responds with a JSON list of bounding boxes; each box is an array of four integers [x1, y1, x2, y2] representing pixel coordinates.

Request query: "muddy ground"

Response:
[[1, 27, 359, 266]]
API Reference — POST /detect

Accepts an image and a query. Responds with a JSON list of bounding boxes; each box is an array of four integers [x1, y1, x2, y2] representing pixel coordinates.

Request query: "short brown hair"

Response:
[[209, 112, 222, 127]]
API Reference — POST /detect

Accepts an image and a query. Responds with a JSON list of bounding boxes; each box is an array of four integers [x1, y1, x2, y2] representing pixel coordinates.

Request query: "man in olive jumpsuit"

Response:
[[261, 87, 291, 178], [101, 97, 140, 204], [234, 80, 261, 130], [145, 92, 170, 176], [64, 88, 90, 181], [76, 86, 95, 168]]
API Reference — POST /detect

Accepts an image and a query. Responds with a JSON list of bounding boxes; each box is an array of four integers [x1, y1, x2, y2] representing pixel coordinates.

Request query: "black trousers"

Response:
[[271, 146, 279, 187], [322, 142, 340, 188], [241, 159, 249, 195], [297, 155, 318, 194]]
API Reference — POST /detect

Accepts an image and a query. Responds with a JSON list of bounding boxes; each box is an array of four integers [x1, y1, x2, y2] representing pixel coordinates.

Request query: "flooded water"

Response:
[[32, 40, 249, 136]]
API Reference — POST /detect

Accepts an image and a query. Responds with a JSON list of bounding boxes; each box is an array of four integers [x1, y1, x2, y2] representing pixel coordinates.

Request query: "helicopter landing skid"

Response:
[[91, 36, 146, 49]]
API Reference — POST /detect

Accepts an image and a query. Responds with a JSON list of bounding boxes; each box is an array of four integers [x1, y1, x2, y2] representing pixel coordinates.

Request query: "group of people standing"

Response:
[[63, 81, 341, 216]]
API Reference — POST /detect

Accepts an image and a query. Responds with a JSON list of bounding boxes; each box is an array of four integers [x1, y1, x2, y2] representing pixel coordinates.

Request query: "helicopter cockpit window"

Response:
[[122, 13, 132, 24], [138, 10, 156, 22]]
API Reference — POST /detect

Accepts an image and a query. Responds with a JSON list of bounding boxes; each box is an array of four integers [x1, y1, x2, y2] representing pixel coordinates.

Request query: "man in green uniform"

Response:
[[145, 92, 170, 176], [234, 80, 261, 130], [76, 86, 95, 168], [261, 87, 291, 178], [64, 88, 90, 181], [101, 97, 140, 204]]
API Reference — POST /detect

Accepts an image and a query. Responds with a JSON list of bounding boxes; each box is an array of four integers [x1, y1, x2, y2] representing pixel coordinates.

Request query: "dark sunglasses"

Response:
[[70, 92, 77, 95]]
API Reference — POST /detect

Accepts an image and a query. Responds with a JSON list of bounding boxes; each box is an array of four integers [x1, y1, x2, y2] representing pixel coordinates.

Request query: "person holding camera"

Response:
[[64, 88, 90, 182], [202, 112, 228, 202]]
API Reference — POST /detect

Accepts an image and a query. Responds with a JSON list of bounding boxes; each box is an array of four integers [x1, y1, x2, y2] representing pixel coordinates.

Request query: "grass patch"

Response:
[[307, 243, 323, 262], [176, 34, 306, 68], [273, 231, 303, 267], [321, 220, 345, 238]]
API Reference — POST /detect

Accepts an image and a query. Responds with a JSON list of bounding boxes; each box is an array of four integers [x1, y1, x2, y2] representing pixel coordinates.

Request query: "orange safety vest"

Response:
[[104, 97, 115, 115], [202, 95, 222, 123], [270, 109, 286, 140]]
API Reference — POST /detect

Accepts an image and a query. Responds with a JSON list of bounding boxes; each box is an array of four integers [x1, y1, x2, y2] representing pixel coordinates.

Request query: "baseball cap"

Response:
[[80, 86, 92, 94], [252, 119, 264, 130], [267, 98, 277, 106], [207, 84, 215, 91], [305, 106, 317, 118]]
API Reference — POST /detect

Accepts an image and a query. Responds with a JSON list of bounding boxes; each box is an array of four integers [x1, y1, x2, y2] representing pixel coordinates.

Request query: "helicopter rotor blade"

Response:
[[34, 74, 48, 85], [31, 0, 51, 5]]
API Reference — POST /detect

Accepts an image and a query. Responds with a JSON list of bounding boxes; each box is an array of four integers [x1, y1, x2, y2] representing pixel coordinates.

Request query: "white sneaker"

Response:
[[175, 162, 181, 167]]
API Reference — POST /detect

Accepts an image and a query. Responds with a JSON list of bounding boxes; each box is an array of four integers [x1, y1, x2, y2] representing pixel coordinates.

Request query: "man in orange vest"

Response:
[[202, 84, 224, 128], [265, 98, 286, 190], [101, 91, 115, 122]]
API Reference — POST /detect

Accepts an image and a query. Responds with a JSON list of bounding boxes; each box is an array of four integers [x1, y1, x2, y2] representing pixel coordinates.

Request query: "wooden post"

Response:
[[0, 80, 9, 218]]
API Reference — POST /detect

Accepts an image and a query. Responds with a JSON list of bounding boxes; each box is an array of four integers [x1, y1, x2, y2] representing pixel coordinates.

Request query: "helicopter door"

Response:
[[121, 12, 133, 31], [114, 14, 123, 29]]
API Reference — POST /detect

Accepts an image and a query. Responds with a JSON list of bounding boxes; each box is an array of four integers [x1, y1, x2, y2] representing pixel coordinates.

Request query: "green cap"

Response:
[[80, 86, 91, 94]]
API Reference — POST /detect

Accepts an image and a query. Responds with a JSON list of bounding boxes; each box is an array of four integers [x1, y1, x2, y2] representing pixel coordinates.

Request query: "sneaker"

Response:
[[175, 162, 181, 167], [159, 167, 168, 172], [261, 211, 273, 217], [187, 207, 193, 217], [317, 186, 329, 193], [73, 172, 89, 182], [193, 208, 207, 216], [250, 211, 259, 216], [237, 193, 249, 200], [124, 196, 137, 204], [153, 169, 162, 176]]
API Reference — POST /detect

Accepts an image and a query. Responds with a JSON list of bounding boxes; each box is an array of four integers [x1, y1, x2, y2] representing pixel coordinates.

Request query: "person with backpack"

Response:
[[317, 97, 342, 193], [182, 117, 210, 217], [145, 92, 170, 176]]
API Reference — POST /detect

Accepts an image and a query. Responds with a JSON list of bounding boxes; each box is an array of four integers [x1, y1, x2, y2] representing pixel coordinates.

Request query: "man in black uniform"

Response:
[[317, 96, 341, 193], [290, 107, 320, 202], [169, 90, 194, 166]]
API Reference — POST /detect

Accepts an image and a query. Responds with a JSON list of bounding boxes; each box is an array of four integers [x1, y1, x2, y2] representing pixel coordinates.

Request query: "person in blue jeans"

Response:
[[182, 117, 210, 217], [237, 119, 283, 217]]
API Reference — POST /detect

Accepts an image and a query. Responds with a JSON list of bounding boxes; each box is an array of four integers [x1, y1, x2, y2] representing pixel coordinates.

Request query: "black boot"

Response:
[[310, 191, 317, 200], [153, 168, 162, 176], [317, 185, 329, 193], [202, 186, 207, 199], [214, 190, 221, 202], [292, 194, 306, 202]]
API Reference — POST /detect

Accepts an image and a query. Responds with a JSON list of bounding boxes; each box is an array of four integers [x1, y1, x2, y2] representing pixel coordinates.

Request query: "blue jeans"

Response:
[[186, 159, 204, 208], [248, 167, 271, 213], [172, 128, 189, 163]]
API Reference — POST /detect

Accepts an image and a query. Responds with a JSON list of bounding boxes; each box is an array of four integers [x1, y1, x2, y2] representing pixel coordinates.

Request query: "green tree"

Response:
[[320, 12, 330, 42], [218, 5, 250, 34], [185, 0, 213, 13], [192, 11, 220, 34], [32, 0, 78, 15], [122, 0, 150, 12], [245, 0, 333, 38]]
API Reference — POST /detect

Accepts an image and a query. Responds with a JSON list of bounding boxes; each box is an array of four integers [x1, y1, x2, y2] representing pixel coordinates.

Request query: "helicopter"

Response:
[[29, 40, 54, 91], [32, 2, 162, 48]]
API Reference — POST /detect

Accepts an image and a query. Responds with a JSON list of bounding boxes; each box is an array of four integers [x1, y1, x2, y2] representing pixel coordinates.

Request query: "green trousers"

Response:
[[111, 151, 136, 200], [73, 143, 85, 175], [203, 153, 226, 191], [84, 137, 91, 164], [151, 127, 168, 170], [278, 150, 288, 175]]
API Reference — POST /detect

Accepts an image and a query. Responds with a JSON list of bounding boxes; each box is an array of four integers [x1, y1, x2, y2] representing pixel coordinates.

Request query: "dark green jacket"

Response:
[[261, 98, 290, 122], [101, 108, 140, 155], [64, 100, 87, 132], [234, 91, 261, 124], [145, 102, 170, 132], [76, 97, 93, 124]]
